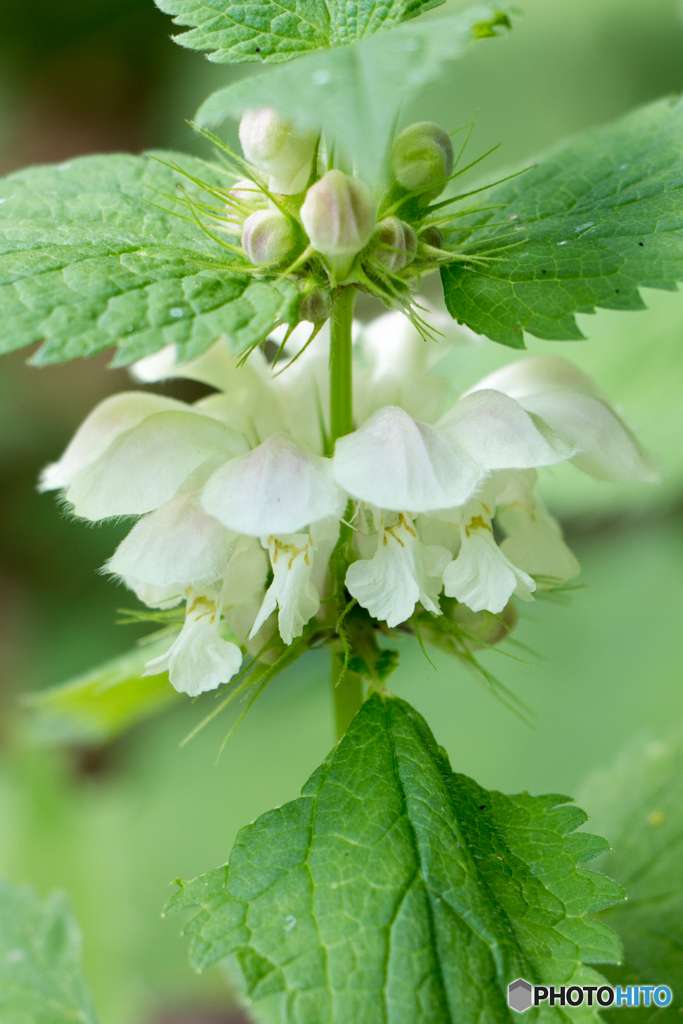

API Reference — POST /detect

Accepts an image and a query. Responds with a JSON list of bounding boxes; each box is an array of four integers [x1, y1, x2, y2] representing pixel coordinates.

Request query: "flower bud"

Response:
[[391, 121, 454, 202], [298, 287, 331, 323], [242, 209, 296, 266], [224, 178, 265, 234], [371, 217, 417, 273], [419, 224, 444, 250], [300, 170, 376, 280], [239, 108, 317, 195]]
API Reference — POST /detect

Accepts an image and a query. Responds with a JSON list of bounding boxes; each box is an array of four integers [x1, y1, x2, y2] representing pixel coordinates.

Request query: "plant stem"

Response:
[[331, 640, 363, 742], [328, 286, 362, 739], [329, 286, 357, 447]]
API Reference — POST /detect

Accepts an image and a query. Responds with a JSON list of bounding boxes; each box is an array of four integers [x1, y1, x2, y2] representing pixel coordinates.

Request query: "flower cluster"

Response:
[[42, 307, 656, 697], [203, 108, 458, 314]]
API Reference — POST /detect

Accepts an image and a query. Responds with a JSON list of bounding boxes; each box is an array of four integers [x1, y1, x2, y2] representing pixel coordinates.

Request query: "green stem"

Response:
[[331, 641, 363, 742], [329, 286, 363, 738], [329, 286, 357, 448]]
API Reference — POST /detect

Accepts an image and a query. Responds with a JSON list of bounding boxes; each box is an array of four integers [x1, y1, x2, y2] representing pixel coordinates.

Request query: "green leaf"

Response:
[[24, 636, 182, 744], [578, 735, 683, 1022], [0, 879, 99, 1024], [442, 96, 683, 348], [0, 152, 300, 366], [196, 5, 514, 179], [167, 694, 623, 1023], [155, 0, 449, 65]]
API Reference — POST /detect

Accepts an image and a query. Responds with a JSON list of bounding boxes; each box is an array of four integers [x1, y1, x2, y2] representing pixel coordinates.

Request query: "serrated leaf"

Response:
[[578, 735, 683, 1023], [24, 636, 181, 744], [167, 694, 623, 1023], [442, 96, 683, 348], [155, 0, 448, 65], [0, 880, 99, 1024], [196, 5, 514, 179], [0, 153, 300, 366]]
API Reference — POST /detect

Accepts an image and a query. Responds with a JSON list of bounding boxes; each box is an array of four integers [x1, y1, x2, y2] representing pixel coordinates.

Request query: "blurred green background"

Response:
[[0, 0, 682, 1021]]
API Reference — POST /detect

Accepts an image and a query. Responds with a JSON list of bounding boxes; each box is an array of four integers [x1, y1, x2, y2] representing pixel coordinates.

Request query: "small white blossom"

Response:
[[144, 587, 242, 696]]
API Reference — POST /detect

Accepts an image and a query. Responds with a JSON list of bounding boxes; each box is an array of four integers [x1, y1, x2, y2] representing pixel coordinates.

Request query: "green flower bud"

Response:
[[300, 170, 376, 281], [419, 224, 444, 250], [391, 121, 454, 202], [299, 287, 331, 323], [242, 209, 296, 266], [371, 216, 417, 273], [239, 108, 317, 195]]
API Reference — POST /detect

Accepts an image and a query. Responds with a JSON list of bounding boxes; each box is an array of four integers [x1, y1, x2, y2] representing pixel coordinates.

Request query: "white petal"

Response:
[[439, 389, 574, 470], [220, 536, 270, 642], [108, 492, 236, 588], [521, 391, 659, 482], [67, 412, 248, 520], [333, 406, 482, 512], [250, 532, 320, 644], [131, 338, 237, 391], [196, 392, 285, 449], [309, 516, 341, 597], [123, 577, 183, 609], [144, 590, 241, 696], [202, 433, 344, 536], [466, 355, 608, 403], [346, 517, 450, 626], [499, 499, 580, 581], [39, 392, 188, 491], [443, 529, 535, 613]]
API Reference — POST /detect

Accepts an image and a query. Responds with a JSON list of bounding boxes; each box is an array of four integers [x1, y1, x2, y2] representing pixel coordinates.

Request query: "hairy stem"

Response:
[[329, 286, 356, 447], [329, 286, 362, 737], [331, 641, 363, 742]]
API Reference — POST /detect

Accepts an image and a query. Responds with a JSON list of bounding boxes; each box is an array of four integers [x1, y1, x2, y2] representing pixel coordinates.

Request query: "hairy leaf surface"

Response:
[[155, 0, 449, 64], [579, 735, 683, 1022], [0, 880, 99, 1024], [0, 153, 299, 366], [196, 5, 513, 179], [24, 636, 182, 744], [168, 694, 623, 1023], [442, 96, 683, 348]]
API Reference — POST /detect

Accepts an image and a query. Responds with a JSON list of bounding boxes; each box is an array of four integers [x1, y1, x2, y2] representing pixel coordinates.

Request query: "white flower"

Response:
[[345, 511, 451, 627], [201, 432, 344, 536], [467, 356, 659, 483], [440, 478, 536, 614], [42, 306, 656, 679], [143, 587, 242, 696], [250, 517, 341, 644]]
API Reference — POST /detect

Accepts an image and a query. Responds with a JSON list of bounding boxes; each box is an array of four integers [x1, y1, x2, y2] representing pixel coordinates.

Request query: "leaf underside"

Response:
[[0, 880, 99, 1024], [579, 735, 683, 1023], [167, 694, 623, 1024], [196, 5, 514, 179], [154, 0, 448, 64], [0, 152, 300, 367], [24, 636, 181, 744], [443, 95, 683, 348]]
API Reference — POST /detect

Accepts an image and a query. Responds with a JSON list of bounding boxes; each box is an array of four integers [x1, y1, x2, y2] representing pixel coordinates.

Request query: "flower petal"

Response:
[[39, 392, 188, 492], [521, 391, 659, 482], [67, 412, 248, 520], [131, 338, 237, 391], [333, 406, 482, 512], [123, 578, 183, 609], [443, 530, 535, 613], [499, 499, 580, 581], [107, 492, 236, 588], [466, 355, 608, 403], [439, 389, 574, 470], [202, 433, 344, 536], [250, 529, 325, 645], [346, 517, 450, 626], [144, 591, 242, 696]]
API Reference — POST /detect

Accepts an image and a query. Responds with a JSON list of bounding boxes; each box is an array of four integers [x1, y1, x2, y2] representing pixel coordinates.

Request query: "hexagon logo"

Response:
[[508, 978, 533, 1013]]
